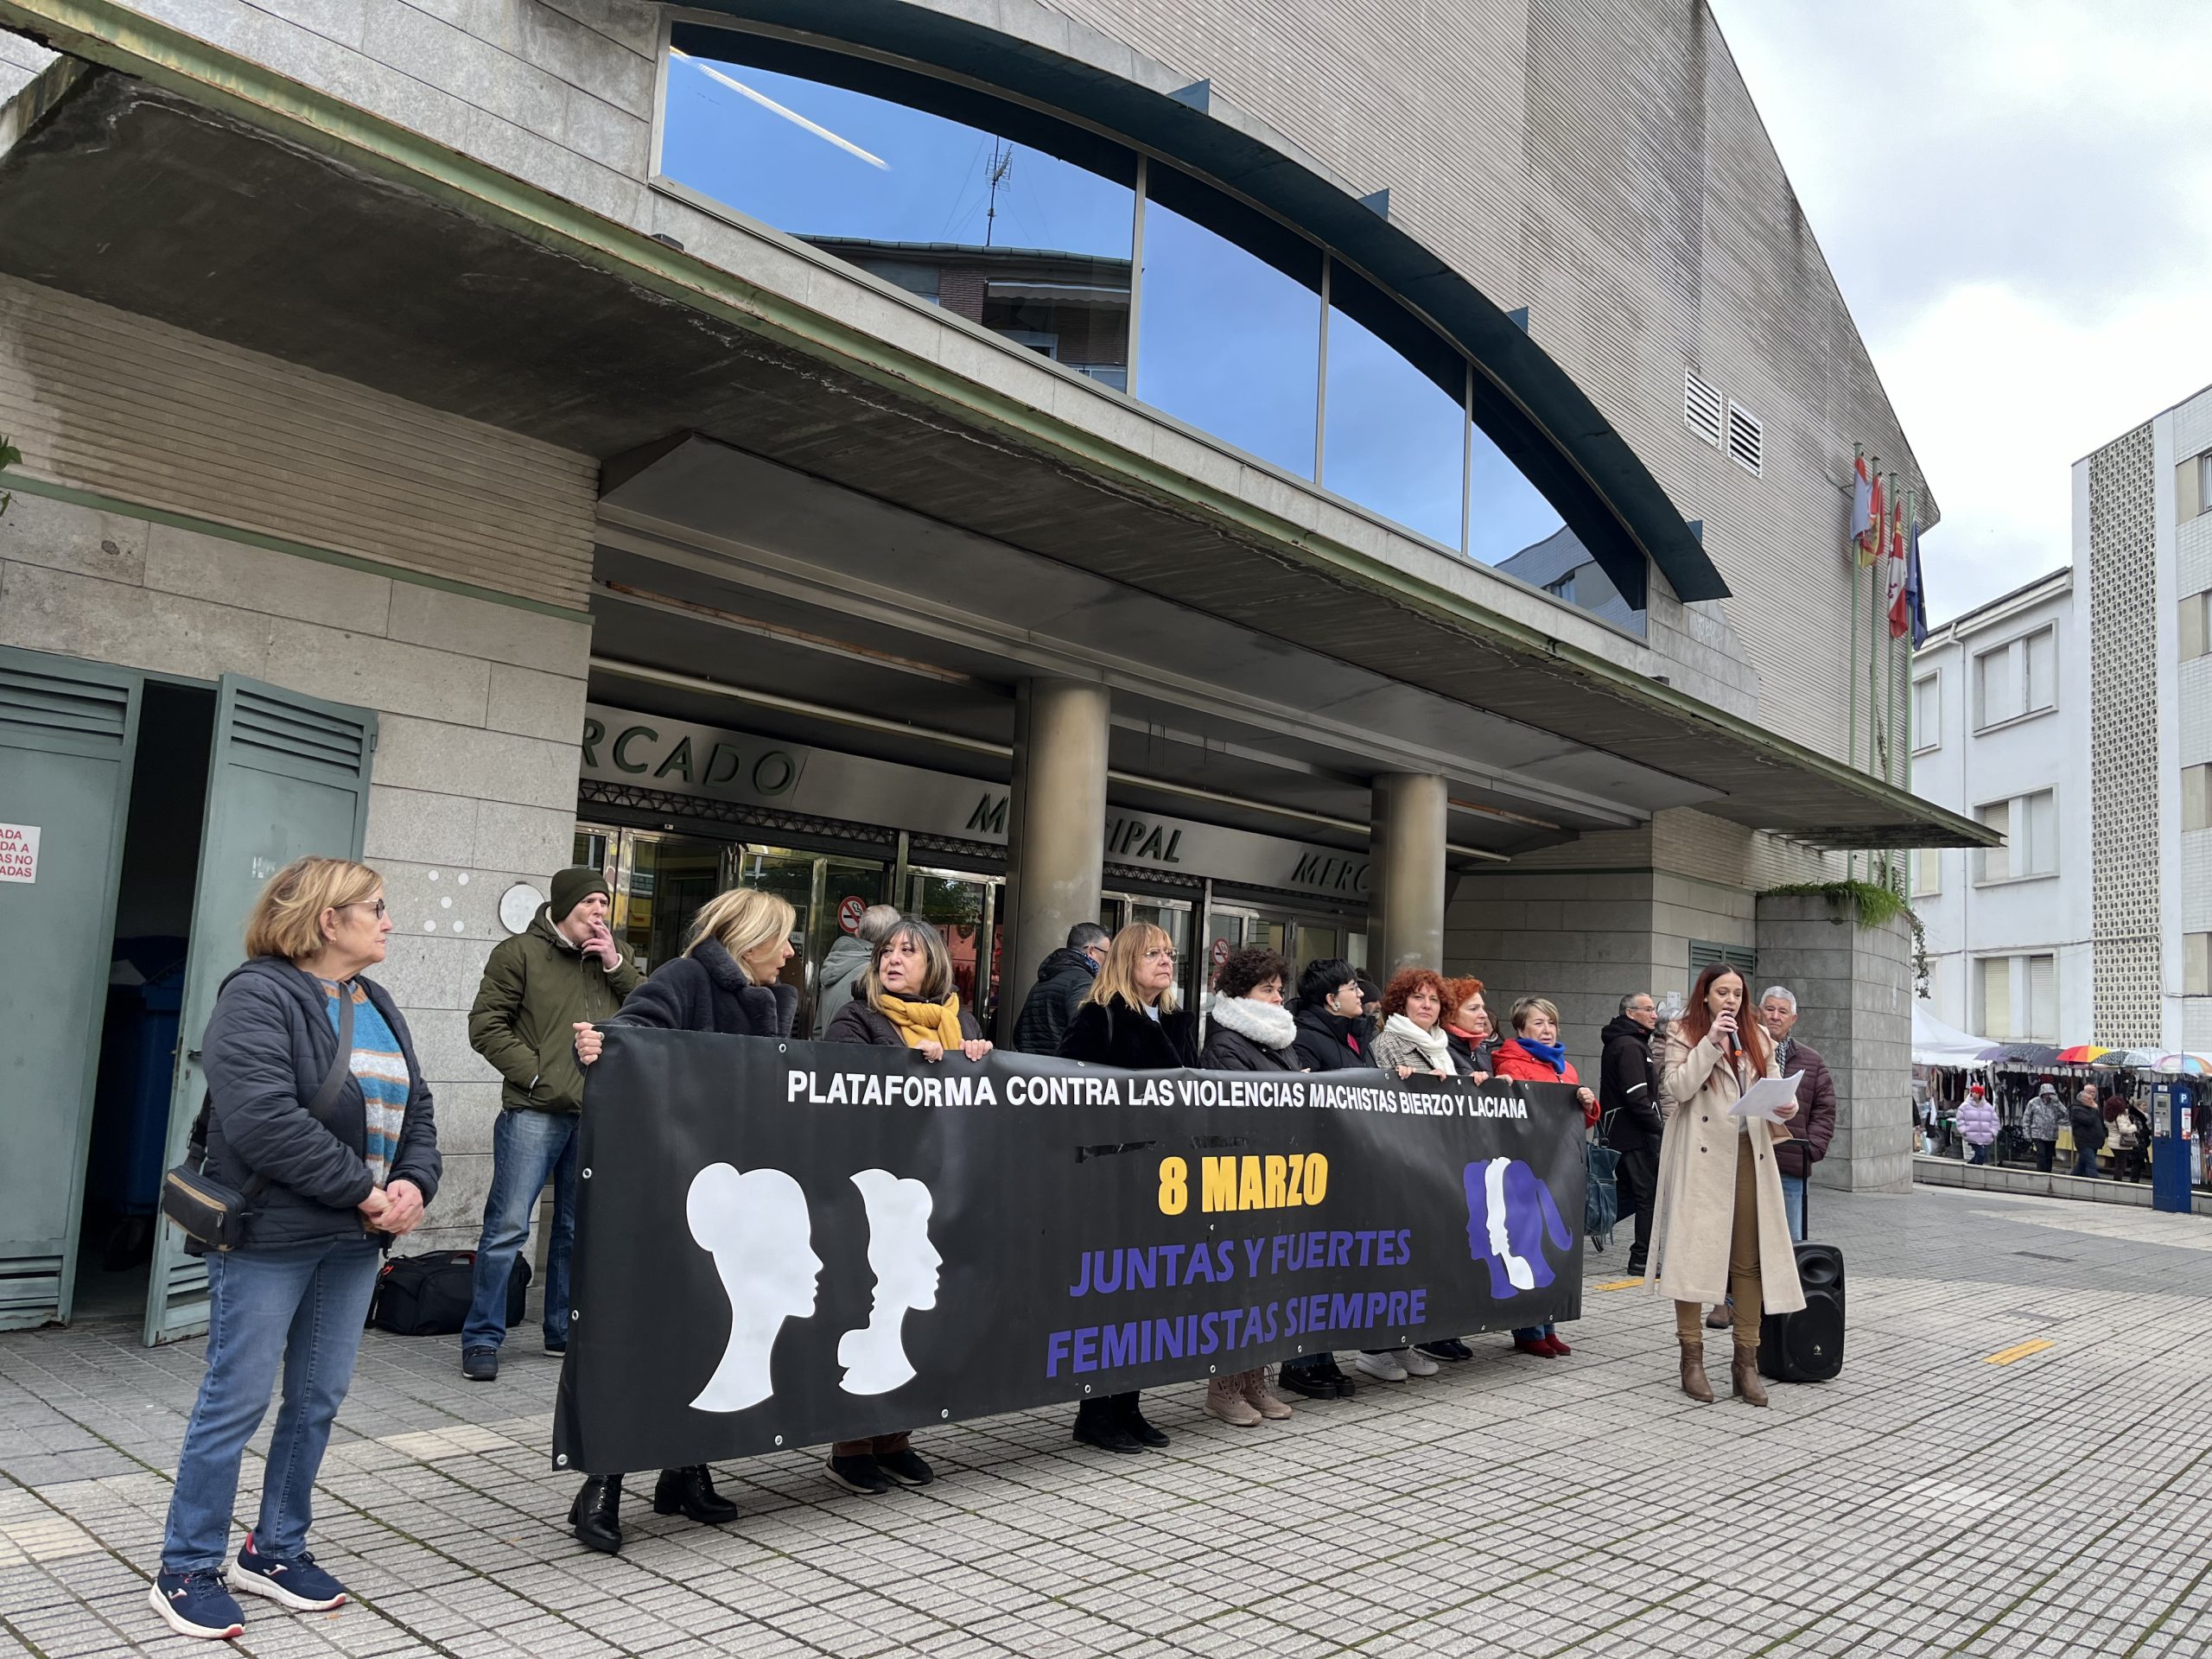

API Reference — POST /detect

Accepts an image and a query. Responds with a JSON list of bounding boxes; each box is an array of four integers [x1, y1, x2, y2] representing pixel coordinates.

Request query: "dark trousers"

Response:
[[2033, 1140, 2056, 1173], [2072, 1146, 2101, 1179], [1615, 1146, 1658, 1269], [1076, 1391, 1141, 1422]]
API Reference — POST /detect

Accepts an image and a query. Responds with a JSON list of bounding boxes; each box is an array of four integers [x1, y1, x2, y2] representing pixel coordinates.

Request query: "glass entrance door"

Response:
[[906, 868, 1001, 1022], [611, 830, 727, 976]]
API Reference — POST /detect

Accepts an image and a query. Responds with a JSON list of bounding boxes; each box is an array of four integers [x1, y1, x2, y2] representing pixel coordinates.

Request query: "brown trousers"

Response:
[[831, 1432, 911, 1458], [1675, 1139, 1764, 1351]]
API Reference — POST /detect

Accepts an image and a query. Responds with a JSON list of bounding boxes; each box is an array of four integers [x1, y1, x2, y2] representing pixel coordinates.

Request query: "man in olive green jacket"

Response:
[[459, 868, 640, 1381]]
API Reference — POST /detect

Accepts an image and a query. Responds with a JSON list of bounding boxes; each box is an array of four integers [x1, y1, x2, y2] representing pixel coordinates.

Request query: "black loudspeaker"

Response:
[[1758, 1243, 1845, 1382]]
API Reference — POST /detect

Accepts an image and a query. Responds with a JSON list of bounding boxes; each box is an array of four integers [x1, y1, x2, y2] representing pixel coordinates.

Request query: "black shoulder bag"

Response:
[[161, 983, 355, 1253]]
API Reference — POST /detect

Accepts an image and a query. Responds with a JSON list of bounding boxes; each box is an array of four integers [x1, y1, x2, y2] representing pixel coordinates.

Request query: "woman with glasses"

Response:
[[1058, 924, 1198, 1452], [151, 860, 441, 1643], [820, 915, 990, 1492]]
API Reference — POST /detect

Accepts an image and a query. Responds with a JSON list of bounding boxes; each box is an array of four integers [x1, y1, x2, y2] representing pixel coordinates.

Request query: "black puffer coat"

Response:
[[1012, 947, 1097, 1054], [1058, 996, 1199, 1069], [1292, 1006, 1366, 1072], [611, 939, 798, 1038], [198, 957, 442, 1249]]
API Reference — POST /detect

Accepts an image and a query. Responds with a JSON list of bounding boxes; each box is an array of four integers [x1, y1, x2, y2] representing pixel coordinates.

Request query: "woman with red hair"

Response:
[[1440, 978, 1494, 1078], [1370, 967, 1457, 1080], [1649, 964, 1804, 1407]]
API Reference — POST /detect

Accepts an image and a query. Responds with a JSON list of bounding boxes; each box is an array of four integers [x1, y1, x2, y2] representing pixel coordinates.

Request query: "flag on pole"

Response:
[[1886, 490, 1910, 636], [1859, 465, 1885, 567], [1850, 454, 1874, 557], [1904, 506, 1929, 647]]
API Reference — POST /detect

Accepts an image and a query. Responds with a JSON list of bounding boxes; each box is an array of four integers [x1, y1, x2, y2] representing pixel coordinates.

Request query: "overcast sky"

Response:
[[1710, 0, 2212, 624]]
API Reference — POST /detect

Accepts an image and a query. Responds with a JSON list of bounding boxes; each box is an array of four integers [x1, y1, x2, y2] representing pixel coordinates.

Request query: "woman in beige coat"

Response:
[[1648, 963, 1805, 1406]]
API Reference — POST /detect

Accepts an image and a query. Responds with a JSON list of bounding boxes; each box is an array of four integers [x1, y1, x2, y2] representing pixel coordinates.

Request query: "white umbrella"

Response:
[[1912, 1001, 2003, 1067]]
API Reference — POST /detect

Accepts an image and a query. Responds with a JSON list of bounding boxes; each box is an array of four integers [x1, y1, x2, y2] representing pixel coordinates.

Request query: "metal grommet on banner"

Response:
[[556, 1454, 568, 1467], [570, 1310, 580, 1321], [774, 1435, 784, 1446], [1082, 1383, 1091, 1394], [940, 1409, 949, 1420], [1208, 1364, 1216, 1375], [581, 1167, 592, 1179]]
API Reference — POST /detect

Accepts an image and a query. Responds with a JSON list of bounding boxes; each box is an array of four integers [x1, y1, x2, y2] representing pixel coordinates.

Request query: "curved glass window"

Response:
[[1322, 265, 1467, 548], [656, 28, 1641, 631], [1135, 168, 1322, 479]]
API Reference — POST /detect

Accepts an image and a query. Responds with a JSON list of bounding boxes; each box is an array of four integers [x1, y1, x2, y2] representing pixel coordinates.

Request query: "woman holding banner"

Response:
[[1491, 997, 1599, 1359], [569, 887, 798, 1553], [820, 916, 989, 1491], [1440, 979, 1495, 1079], [1058, 924, 1198, 1453], [1649, 963, 1802, 1408]]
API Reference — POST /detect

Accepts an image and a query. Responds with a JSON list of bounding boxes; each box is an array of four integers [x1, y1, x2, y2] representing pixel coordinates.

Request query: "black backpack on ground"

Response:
[[366, 1249, 529, 1335]]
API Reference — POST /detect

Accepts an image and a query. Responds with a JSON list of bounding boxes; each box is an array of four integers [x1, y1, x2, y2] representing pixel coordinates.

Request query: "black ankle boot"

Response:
[[569, 1474, 622, 1554], [653, 1465, 738, 1524]]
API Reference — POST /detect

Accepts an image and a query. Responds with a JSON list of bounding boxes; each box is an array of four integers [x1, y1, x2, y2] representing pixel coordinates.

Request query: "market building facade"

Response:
[[0, 0, 1985, 1337]]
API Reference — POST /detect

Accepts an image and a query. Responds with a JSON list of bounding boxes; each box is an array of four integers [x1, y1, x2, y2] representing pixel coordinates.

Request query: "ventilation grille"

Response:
[[1727, 403, 1764, 475], [0, 666, 131, 747], [231, 688, 368, 778], [1688, 940, 1758, 975], [0, 1252, 65, 1320], [1684, 370, 1723, 446]]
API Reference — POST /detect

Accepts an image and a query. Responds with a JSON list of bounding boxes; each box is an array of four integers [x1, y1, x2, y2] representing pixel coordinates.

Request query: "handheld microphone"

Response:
[[1725, 1021, 1741, 1064]]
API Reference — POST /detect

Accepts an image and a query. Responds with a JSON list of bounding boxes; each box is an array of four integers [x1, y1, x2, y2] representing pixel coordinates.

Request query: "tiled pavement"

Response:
[[3, 1185, 2210, 1657]]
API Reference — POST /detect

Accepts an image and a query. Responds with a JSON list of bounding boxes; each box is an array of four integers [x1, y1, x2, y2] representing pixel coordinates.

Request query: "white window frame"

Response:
[[1975, 788, 2057, 885], [2183, 591, 2210, 664], [1911, 671, 1942, 754], [2185, 764, 2212, 834], [1910, 847, 1942, 899], [1976, 956, 2012, 1040], [1973, 625, 2059, 732], [2189, 933, 2212, 997]]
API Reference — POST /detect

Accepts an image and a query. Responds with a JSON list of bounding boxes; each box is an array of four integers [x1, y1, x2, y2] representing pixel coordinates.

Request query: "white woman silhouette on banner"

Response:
[[686, 1163, 823, 1413], [837, 1168, 943, 1395], [684, 1161, 939, 1412]]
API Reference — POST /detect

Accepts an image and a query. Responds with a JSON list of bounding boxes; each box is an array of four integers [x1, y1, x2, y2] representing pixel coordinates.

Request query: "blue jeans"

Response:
[[1512, 1325, 1556, 1340], [1781, 1173, 1808, 1241], [2073, 1147, 2100, 1179], [463, 1108, 578, 1351], [161, 1237, 382, 1572]]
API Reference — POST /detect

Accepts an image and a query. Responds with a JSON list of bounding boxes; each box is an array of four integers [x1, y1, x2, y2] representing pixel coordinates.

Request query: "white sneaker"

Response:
[[1397, 1347, 1440, 1377], [1353, 1350, 1408, 1382]]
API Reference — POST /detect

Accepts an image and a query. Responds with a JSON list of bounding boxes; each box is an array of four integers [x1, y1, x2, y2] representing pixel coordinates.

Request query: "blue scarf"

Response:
[[1517, 1036, 1567, 1075]]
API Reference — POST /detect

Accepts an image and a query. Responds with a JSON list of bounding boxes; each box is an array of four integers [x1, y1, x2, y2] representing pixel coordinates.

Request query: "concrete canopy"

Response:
[[0, 35, 1993, 853]]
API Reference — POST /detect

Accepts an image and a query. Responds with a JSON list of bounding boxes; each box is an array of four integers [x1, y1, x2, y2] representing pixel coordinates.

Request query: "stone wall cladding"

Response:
[[1754, 893, 1912, 1192], [0, 275, 597, 610], [2088, 422, 2160, 1046], [0, 461, 592, 1248]]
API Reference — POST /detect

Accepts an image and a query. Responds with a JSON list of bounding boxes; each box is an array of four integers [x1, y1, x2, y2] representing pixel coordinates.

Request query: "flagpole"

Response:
[[1848, 444, 1864, 885]]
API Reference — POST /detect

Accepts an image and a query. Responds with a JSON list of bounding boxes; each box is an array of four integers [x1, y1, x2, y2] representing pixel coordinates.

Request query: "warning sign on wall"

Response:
[[0, 823, 38, 884]]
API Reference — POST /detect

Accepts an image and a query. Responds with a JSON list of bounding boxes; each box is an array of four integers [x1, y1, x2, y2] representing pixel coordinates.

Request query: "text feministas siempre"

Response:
[[787, 1069, 1529, 1117]]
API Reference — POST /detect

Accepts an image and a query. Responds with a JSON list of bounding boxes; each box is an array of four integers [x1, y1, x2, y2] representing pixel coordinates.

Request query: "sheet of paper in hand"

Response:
[[1728, 1073, 1803, 1122]]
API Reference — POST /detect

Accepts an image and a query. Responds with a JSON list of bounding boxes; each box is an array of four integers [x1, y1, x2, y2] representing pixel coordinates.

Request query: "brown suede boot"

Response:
[[1205, 1375, 1262, 1426], [1731, 1349, 1769, 1408], [1679, 1340, 1714, 1403], [1240, 1367, 1294, 1421]]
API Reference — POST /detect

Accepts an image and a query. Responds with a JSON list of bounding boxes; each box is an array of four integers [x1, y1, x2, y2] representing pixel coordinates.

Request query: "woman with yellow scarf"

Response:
[[820, 916, 991, 1493]]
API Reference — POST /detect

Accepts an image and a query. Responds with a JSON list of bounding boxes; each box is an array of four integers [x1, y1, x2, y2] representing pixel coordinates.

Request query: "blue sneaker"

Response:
[[149, 1569, 245, 1640], [226, 1534, 348, 1611]]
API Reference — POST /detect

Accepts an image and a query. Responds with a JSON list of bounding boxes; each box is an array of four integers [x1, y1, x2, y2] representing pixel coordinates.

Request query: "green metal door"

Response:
[[143, 675, 377, 1344], [0, 648, 142, 1329]]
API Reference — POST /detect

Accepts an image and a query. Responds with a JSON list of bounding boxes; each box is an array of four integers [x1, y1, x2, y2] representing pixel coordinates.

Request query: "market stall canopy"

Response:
[[1912, 1003, 2002, 1068]]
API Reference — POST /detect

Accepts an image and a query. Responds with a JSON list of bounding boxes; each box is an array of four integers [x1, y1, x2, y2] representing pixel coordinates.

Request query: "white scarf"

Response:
[[1383, 1012, 1453, 1073], [1208, 995, 1297, 1050]]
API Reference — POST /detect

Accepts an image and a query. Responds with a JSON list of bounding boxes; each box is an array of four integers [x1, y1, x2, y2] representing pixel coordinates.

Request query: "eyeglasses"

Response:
[[339, 899, 389, 918], [1142, 947, 1178, 963]]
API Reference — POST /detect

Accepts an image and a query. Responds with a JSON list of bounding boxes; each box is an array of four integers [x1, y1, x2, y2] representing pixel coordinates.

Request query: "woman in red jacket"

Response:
[[1490, 996, 1599, 1357]]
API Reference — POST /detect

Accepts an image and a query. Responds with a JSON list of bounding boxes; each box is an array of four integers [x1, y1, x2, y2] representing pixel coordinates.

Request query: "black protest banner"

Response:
[[553, 1031, 1586, 1474]]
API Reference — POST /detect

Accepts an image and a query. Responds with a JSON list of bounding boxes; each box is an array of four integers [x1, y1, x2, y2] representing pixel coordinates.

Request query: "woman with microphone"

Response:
[[1649, 964, 1804, 1407]]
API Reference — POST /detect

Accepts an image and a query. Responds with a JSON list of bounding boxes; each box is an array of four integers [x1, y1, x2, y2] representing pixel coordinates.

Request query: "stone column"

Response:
[[1369, 772, 1448, 976], [1754, 891, 1914, 1192], [999, 678, 1110, 1045]]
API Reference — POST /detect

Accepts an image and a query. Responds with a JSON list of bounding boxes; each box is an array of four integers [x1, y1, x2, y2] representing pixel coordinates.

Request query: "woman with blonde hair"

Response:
[[820, 915, 990, 1493], [1649, 963, 1803, 1408], [1058, 924, 1198, 1452], [152, 857, 440, 1643], [569, 885, 798, 1552]]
